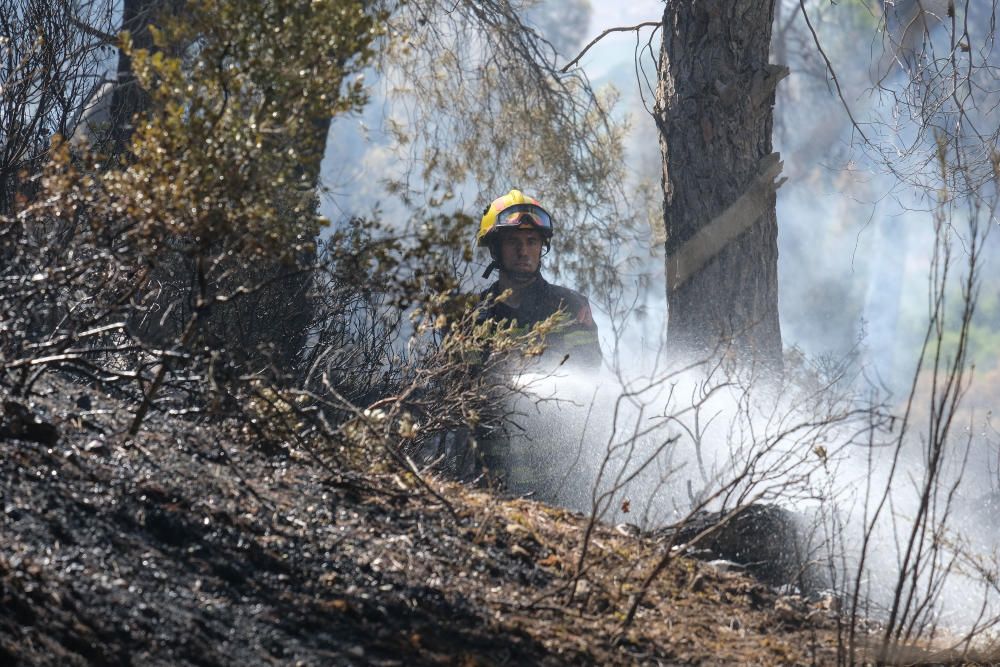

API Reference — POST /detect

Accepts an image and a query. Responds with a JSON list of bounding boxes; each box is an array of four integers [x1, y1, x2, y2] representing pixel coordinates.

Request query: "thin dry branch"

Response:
[[560, 20, 662, 73], [798, 0, 871, 147]]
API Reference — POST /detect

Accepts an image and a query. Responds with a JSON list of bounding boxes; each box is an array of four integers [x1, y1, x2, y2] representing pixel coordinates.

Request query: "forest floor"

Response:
[[0, 374, 981, 665]]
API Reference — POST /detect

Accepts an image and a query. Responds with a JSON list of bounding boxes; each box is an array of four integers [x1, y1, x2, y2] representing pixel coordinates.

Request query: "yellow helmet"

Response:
[[476, 189, 554, 247]]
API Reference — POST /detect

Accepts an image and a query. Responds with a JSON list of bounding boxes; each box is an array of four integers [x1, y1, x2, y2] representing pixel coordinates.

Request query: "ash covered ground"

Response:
[[2, 374, 861, 665]]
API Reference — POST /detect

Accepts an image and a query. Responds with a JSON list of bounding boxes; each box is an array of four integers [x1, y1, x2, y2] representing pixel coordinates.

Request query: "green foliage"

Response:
[[2, 0, 394, 414], [104, 0, 384, 261], [15, 0, 387, 283], [2, 0, 397, 389]]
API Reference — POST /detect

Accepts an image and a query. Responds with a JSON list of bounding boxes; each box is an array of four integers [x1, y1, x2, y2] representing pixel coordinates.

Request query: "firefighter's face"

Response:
[[498, 228, 543, 275]]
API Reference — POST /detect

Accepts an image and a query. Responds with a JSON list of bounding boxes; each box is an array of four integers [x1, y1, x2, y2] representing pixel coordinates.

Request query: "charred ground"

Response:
[[0, 373, 921, 665]]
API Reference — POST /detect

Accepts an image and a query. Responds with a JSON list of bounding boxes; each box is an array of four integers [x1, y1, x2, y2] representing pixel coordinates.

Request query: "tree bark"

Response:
[[656, 0, 786, 374], [110, 0, 158, 156]]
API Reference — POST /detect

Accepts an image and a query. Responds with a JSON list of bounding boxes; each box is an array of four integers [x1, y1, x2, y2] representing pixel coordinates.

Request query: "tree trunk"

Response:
[[656, 0, 786, 374], [110, 0, 158, 156]]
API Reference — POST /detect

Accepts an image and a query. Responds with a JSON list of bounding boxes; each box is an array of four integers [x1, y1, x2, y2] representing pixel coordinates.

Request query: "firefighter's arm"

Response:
[[559, 300, 602, 369]]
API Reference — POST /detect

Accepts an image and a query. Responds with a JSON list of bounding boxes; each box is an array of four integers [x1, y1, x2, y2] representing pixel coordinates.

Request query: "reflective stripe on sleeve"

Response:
[[560, 329, 600, 348]]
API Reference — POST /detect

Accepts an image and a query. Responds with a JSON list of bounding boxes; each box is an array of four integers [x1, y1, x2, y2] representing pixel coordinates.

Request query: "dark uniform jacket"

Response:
[[478, 276, 602, 370]]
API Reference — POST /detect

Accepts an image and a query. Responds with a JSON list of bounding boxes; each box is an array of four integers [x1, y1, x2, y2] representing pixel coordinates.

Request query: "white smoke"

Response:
[[504, 337, 1000, 637]]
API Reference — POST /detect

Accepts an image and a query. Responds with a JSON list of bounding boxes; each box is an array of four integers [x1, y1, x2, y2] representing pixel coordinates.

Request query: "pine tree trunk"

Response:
[[656, 0, 786, 374], [110, 0, 157, 156]]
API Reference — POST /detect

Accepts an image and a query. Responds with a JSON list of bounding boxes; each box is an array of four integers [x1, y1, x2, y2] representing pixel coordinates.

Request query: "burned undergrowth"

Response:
[[0, 371, 856, 666]]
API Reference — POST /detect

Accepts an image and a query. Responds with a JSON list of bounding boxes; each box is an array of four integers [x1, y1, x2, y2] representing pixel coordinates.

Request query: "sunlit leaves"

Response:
[[86, 0, 386, 262]]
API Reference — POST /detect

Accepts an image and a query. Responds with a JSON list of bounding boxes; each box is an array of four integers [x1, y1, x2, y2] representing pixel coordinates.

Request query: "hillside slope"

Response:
[[0, 376, 844, 665]]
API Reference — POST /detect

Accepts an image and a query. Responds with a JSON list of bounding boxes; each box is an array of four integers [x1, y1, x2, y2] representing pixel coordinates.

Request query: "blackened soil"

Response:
[[1, 376, 844, 665]]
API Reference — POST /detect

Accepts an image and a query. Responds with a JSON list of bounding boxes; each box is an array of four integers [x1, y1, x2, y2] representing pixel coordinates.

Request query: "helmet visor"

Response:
[[494, 204, 553, 235]]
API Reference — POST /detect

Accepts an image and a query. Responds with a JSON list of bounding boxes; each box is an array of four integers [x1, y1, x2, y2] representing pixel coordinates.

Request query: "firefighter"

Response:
[[468, 189, 602, 497], [476, 189, 602, 370]]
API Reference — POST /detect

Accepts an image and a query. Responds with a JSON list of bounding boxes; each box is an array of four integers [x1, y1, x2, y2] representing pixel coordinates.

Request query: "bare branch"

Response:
[[70, 16, 117, 45], [798, 0, 871, 146], [561, 20, 661, 73]]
